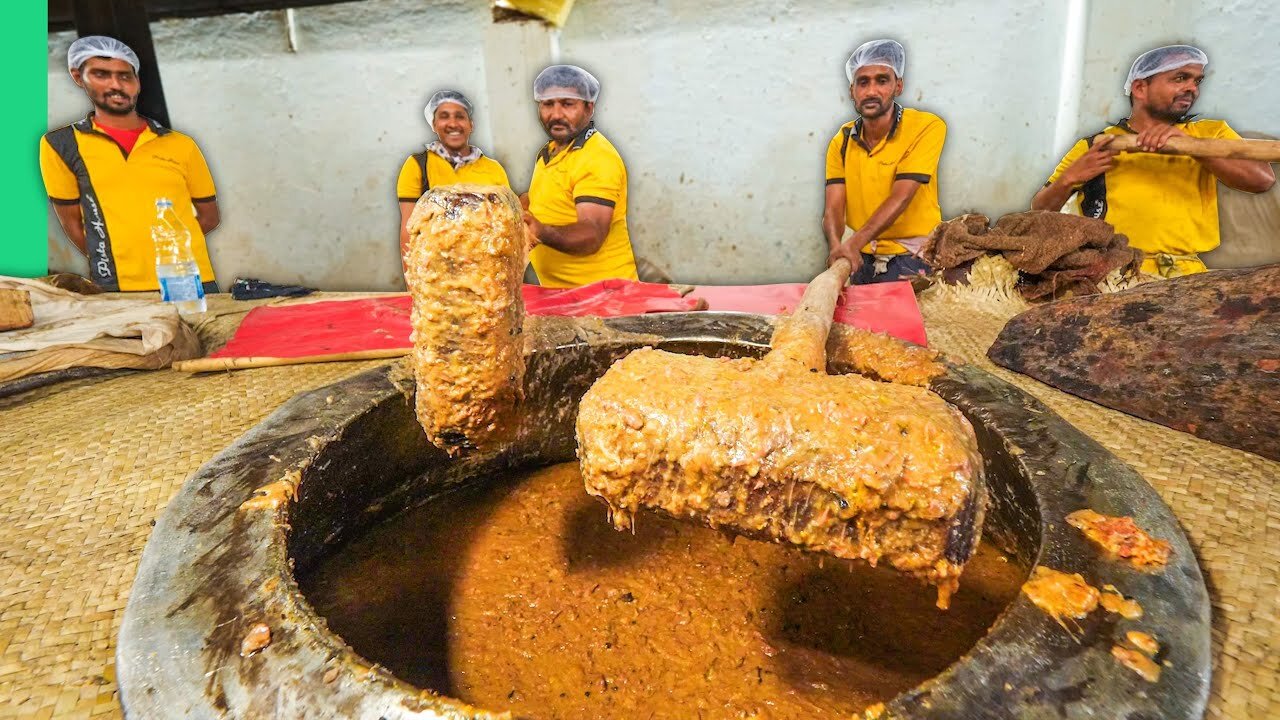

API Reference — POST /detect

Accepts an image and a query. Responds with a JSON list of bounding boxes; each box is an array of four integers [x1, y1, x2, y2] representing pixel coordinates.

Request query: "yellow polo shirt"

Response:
[[40, 115, 217, 292], [527, 125, 638, 288], [825, 105, 946, 256], [396, 151, 510, 201], [1048, 118, 1241, 277]]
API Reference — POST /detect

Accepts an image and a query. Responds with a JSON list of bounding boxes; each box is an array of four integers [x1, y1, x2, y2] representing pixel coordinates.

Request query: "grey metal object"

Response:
[[118, 312, 1210, 719]]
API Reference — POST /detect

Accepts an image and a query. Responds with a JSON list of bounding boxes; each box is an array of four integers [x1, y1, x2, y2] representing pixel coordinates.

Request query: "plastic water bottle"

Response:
[[152, 197, 207, 314]]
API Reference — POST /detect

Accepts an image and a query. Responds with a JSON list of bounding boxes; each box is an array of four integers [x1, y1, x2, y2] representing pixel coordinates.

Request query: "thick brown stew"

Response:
[[300, 462, 1025, 719]]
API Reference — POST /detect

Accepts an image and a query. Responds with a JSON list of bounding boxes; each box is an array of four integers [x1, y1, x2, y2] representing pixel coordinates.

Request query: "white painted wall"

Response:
[[46, 0, 1280, 289], [558, 0, 1067, 283]]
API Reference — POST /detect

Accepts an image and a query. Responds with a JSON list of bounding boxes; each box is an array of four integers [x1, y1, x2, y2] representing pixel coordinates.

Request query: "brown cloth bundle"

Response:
[[923, 211, 1141, 300]]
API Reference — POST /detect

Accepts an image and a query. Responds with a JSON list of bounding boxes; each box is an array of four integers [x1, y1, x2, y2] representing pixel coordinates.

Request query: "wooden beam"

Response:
[[483, 18, 559, 191], [71, 0, 171, 127], [51, 1, 376, 32]]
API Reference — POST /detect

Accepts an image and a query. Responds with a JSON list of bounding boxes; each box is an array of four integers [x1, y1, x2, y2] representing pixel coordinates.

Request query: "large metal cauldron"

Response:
[[117, 313, 1210, 718]]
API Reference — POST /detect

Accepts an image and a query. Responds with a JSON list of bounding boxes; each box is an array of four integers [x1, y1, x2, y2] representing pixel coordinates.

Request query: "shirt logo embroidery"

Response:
[[84, 195, 112, 280]]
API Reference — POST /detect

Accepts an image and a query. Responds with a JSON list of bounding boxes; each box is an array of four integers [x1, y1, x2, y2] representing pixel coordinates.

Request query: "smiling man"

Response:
[[1033, 45, 1275, 278], [824, 39, 946, 284], [40, 36, 221, 293], [522, 64, 638, 288], [397, 90, 511, 261]]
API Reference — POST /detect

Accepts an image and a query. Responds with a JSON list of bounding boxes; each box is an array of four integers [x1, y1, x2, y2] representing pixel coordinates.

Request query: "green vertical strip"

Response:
[[0, 4, 48, 277]]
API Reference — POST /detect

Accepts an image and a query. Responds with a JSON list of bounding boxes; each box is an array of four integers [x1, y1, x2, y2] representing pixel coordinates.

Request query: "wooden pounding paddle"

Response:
[[576, 259, 986, 608], [1096, 133, 1280, 161], [766, 258, 854, 369]]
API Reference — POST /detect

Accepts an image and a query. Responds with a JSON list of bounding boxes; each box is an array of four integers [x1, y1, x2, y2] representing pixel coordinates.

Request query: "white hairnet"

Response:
[[67, 35, 139, 72], [1124, 45, 1208, 95], [425, 90, 474, 122], [845, 39, 905, 83], [533, 65, 600, 102]]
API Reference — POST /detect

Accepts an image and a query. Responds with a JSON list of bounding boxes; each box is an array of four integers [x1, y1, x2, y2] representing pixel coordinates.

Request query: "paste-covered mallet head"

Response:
[[404, 185, 527, 455]]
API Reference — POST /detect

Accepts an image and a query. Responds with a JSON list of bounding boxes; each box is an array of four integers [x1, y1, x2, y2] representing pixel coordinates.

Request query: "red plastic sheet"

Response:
[[688, 280, 927, 346], [209, 280, 700, 360], [209, 279, 926, 360], [522, 278, 704, 317], [209, 296, 413, 359]]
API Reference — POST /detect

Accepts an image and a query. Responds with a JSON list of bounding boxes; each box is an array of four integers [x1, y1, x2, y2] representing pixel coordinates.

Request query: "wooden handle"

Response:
[[172, 347, 409, 373], [1097, 133, 1280, 162], [766, 258, 853, 371], [792, 258, 853, 321]]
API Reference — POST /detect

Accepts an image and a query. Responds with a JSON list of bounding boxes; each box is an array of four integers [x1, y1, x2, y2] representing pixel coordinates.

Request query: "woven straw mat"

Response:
[[0, 359, 388, 719], [0, 286, 1275, 719]]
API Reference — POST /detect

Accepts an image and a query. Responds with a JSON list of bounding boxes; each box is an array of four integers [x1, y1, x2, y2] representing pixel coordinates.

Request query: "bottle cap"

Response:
[[155, 198, 173, 210]]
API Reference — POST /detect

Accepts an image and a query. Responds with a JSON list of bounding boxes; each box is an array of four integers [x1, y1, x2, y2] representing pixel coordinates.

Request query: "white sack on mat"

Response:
[[0, 276, 200, 382]]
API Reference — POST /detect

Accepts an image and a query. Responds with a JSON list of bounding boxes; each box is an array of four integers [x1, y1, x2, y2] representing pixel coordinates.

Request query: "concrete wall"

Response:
[[558, 0, 1067, 283], [46, 0, 1280, 289]]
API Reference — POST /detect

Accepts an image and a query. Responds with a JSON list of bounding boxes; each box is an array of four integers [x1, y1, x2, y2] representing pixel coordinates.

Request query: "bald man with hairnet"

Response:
[[1034, 44, 1275, 278], [521, 64, 638, 288], [824, 40, 947, 284]]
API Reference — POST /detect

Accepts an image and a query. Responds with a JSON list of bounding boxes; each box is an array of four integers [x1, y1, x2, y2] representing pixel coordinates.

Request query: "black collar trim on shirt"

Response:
[[145, 116, 172, 135], [538, 122, 597, 164], [74, 112, 171, 136], [1115, 114, 1198, 133], [850, 103, 904, 153], [74, 113, 166, 160]]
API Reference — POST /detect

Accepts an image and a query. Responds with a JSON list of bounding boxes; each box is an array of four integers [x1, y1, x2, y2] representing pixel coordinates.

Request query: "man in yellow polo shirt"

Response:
[[40, 36, 221, 293], [1033, 45, 1274, 278], [396, 89, 511, 260], [522, 64, 638, 288], [824, 39, 946, 284]]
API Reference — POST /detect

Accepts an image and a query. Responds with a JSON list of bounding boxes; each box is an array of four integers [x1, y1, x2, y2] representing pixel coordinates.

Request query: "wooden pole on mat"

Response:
[[172, 348, 409, 373]]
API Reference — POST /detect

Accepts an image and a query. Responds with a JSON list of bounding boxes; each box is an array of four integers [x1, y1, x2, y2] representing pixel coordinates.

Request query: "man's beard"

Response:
[[543, 120, 581, 141], [1147, 94, 1195, 124], [858, 99, 892, 120], [93, 92, 136, 116]]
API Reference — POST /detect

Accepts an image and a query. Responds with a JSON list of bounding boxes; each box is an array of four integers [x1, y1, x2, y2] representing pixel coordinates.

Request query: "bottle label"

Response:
[[159, 274, 205, 303]]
